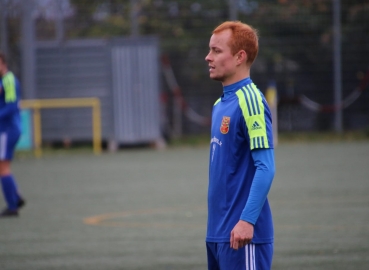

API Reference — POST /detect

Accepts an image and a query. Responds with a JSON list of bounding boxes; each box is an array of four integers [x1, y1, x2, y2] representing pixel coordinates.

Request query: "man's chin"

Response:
[[209, 74, 223, 81]]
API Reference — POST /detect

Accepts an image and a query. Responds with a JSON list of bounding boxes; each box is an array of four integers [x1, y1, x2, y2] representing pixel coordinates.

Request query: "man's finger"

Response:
[[232, 239, 239, 250], [232, 234, 240, 250], [230, 231, 234, 248]]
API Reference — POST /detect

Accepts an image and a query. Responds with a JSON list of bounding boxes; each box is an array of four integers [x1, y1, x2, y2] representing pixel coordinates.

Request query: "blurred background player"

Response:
[[205, 21, 275, 269], [0, 52, 25, 217]]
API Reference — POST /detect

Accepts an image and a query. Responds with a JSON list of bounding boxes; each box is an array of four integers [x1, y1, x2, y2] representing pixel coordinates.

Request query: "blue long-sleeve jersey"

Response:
[[0, 71, 21, 132], [207, 77, 275, 244]]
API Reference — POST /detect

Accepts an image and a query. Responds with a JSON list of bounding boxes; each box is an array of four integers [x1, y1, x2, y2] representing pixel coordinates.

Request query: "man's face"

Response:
[[205, 29, 238, 86]]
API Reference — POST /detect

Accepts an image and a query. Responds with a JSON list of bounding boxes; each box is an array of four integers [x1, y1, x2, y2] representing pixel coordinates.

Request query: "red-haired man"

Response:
[[205, 21, 275, 269]]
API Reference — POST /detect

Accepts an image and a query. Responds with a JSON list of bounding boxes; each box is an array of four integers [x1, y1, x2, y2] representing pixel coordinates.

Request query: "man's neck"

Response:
[[222, 66, 250, 87]]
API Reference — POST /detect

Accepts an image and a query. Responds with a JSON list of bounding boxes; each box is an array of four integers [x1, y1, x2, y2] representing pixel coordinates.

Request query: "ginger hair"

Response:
[[213, 21, 259, 65]]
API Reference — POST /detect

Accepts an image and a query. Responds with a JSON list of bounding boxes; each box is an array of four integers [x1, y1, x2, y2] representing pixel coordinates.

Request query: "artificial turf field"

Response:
[[1, 141, 369, 269]]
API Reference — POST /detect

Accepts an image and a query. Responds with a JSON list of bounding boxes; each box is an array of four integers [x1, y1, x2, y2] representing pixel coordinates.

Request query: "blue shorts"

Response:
[[206, 242, 273, 270], [0, 130, 21, 160]]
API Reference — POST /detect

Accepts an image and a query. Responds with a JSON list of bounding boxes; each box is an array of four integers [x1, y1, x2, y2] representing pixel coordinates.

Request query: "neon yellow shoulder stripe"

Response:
[[236, 84, 270, 150], [214, 98, 221, 106], [2, 72, 17, 103]]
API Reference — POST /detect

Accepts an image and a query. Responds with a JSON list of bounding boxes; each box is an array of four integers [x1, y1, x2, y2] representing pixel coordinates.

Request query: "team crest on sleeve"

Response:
[[220, 116, 231, 134]]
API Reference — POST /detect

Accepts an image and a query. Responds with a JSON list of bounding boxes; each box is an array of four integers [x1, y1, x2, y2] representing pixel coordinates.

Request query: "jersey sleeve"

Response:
[[240, 148, 275, 224], [0, 72, 19, 120], [2, 72, 18, 103], [236, 83, 274, 150]]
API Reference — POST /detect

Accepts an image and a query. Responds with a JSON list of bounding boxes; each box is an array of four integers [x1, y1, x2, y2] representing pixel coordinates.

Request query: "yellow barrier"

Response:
[[265, 84, 278, 146], [20, 98, 102, 157]]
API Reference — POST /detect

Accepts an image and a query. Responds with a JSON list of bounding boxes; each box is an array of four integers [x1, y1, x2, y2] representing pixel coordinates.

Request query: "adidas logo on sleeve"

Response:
[[251, 121, 262, 130]]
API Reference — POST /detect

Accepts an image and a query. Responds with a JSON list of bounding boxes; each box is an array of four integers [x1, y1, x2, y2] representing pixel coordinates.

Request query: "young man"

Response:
[[205, 21, 275, 269], [0, 52, 25, 217]]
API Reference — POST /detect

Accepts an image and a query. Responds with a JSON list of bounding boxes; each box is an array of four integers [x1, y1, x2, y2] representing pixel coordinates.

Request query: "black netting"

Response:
[[1, 0, 368, 134]]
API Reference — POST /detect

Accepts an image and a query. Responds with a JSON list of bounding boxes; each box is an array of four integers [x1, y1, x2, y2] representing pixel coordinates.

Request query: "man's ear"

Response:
[[236, 50, 247, 65]]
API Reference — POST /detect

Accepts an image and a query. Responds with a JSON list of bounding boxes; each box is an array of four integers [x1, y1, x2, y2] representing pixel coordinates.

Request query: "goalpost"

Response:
[[19, 98, 102, 157]]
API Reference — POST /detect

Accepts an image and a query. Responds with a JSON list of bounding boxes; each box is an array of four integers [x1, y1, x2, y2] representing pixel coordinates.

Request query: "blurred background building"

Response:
[[1, 0, 368, 146]]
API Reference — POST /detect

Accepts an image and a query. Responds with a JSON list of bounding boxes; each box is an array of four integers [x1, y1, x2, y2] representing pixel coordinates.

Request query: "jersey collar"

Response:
[[222, 77, 252, 100]]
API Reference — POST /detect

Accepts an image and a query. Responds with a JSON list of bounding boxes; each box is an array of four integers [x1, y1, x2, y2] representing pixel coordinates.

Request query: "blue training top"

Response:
[[0, 71, 21, 132], [207, 77, 275, 244]]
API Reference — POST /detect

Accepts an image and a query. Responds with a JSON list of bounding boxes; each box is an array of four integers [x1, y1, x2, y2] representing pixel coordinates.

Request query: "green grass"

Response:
[[4, 138, 369, 269], [277, 130, 369, 143]]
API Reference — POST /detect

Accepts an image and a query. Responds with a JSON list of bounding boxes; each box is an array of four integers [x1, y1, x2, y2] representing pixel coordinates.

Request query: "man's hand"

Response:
[[230, 220, 254, 250]]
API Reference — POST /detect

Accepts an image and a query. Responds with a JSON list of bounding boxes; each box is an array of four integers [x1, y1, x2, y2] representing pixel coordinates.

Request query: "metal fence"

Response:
[[1, 0, 368, 138], [34, 37, 161, 146]]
